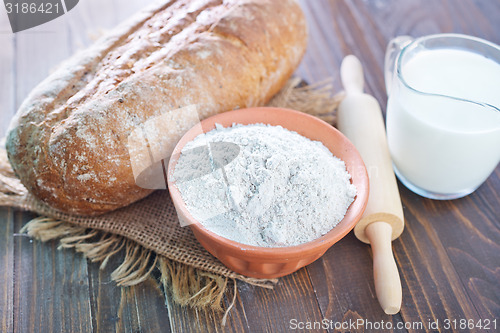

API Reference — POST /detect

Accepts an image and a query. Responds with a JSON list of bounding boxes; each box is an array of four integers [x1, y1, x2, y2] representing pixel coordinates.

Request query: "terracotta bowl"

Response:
[[167, 107, 369, 279]]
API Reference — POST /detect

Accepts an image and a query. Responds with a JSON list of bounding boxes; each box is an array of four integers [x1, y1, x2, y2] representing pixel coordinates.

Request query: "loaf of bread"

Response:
[[6, 0, 307, 215]]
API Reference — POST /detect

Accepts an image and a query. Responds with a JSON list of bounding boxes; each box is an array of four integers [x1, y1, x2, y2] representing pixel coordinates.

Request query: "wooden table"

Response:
[[1, 1, 499, 332]]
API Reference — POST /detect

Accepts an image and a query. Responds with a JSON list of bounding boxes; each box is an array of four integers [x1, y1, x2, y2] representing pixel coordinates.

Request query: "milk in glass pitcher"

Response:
[[384, 34, 500, 199]]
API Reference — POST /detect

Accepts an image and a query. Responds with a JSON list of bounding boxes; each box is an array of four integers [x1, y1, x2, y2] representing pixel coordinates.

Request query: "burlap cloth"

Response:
[[0, 78, 343, 318]]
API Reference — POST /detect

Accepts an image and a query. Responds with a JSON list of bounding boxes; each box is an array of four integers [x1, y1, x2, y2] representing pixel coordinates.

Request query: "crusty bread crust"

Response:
[[6, 0, 307, 215]]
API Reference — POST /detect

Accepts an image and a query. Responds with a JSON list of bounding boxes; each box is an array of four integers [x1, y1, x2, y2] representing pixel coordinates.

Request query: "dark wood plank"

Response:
[[124, 280, 172, 333], [88, 257, 122, 333], [298, 0, 500, 331], [420, 191, 500, 320], [165, 280, 249, 332], [297, 0, 388, 102], [88, 251, 172, 333], [306, 233, 407, 333], [87, 251, 134, 333], [0, 208, 14, 333], [165, 300, 228, 332], [13, 211, 93, 333], [236, 268, 325, 332], [396, 189, 482, 329], [343, 0, 500, 327], [165, 267, 325, 332]]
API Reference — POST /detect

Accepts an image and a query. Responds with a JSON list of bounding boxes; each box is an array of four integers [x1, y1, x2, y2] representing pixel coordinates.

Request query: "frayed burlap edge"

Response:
[[19, 216, 269, 325], [1, 78, 343, 323]]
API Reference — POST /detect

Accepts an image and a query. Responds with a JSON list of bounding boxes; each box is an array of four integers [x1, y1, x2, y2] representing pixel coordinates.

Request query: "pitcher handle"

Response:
[[384, 36, 413, 96]]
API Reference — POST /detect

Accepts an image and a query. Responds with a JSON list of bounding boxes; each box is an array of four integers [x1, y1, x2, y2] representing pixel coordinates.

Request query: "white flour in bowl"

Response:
[[172, 123, 357, 247]]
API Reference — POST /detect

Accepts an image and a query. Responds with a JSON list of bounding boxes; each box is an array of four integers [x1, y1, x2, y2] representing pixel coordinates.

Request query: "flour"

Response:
[[172, 124, 357, 247]]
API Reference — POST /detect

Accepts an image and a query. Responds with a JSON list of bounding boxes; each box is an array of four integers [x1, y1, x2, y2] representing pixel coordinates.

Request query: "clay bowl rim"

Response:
[[167, 107, 369, 260]]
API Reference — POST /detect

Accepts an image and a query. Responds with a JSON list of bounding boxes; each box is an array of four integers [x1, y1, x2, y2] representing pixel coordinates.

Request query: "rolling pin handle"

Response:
[[340, 55, 365, 94], [365, 221, 402, 315], [339, 54, 404, 314]]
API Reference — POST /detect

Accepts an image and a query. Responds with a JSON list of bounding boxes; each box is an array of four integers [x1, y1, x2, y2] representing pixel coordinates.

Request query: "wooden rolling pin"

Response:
[[337, 55, 405, 315]]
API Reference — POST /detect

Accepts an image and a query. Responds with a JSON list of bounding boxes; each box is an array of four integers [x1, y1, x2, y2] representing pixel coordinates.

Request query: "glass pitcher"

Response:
[[384, 34, 500, 200]]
